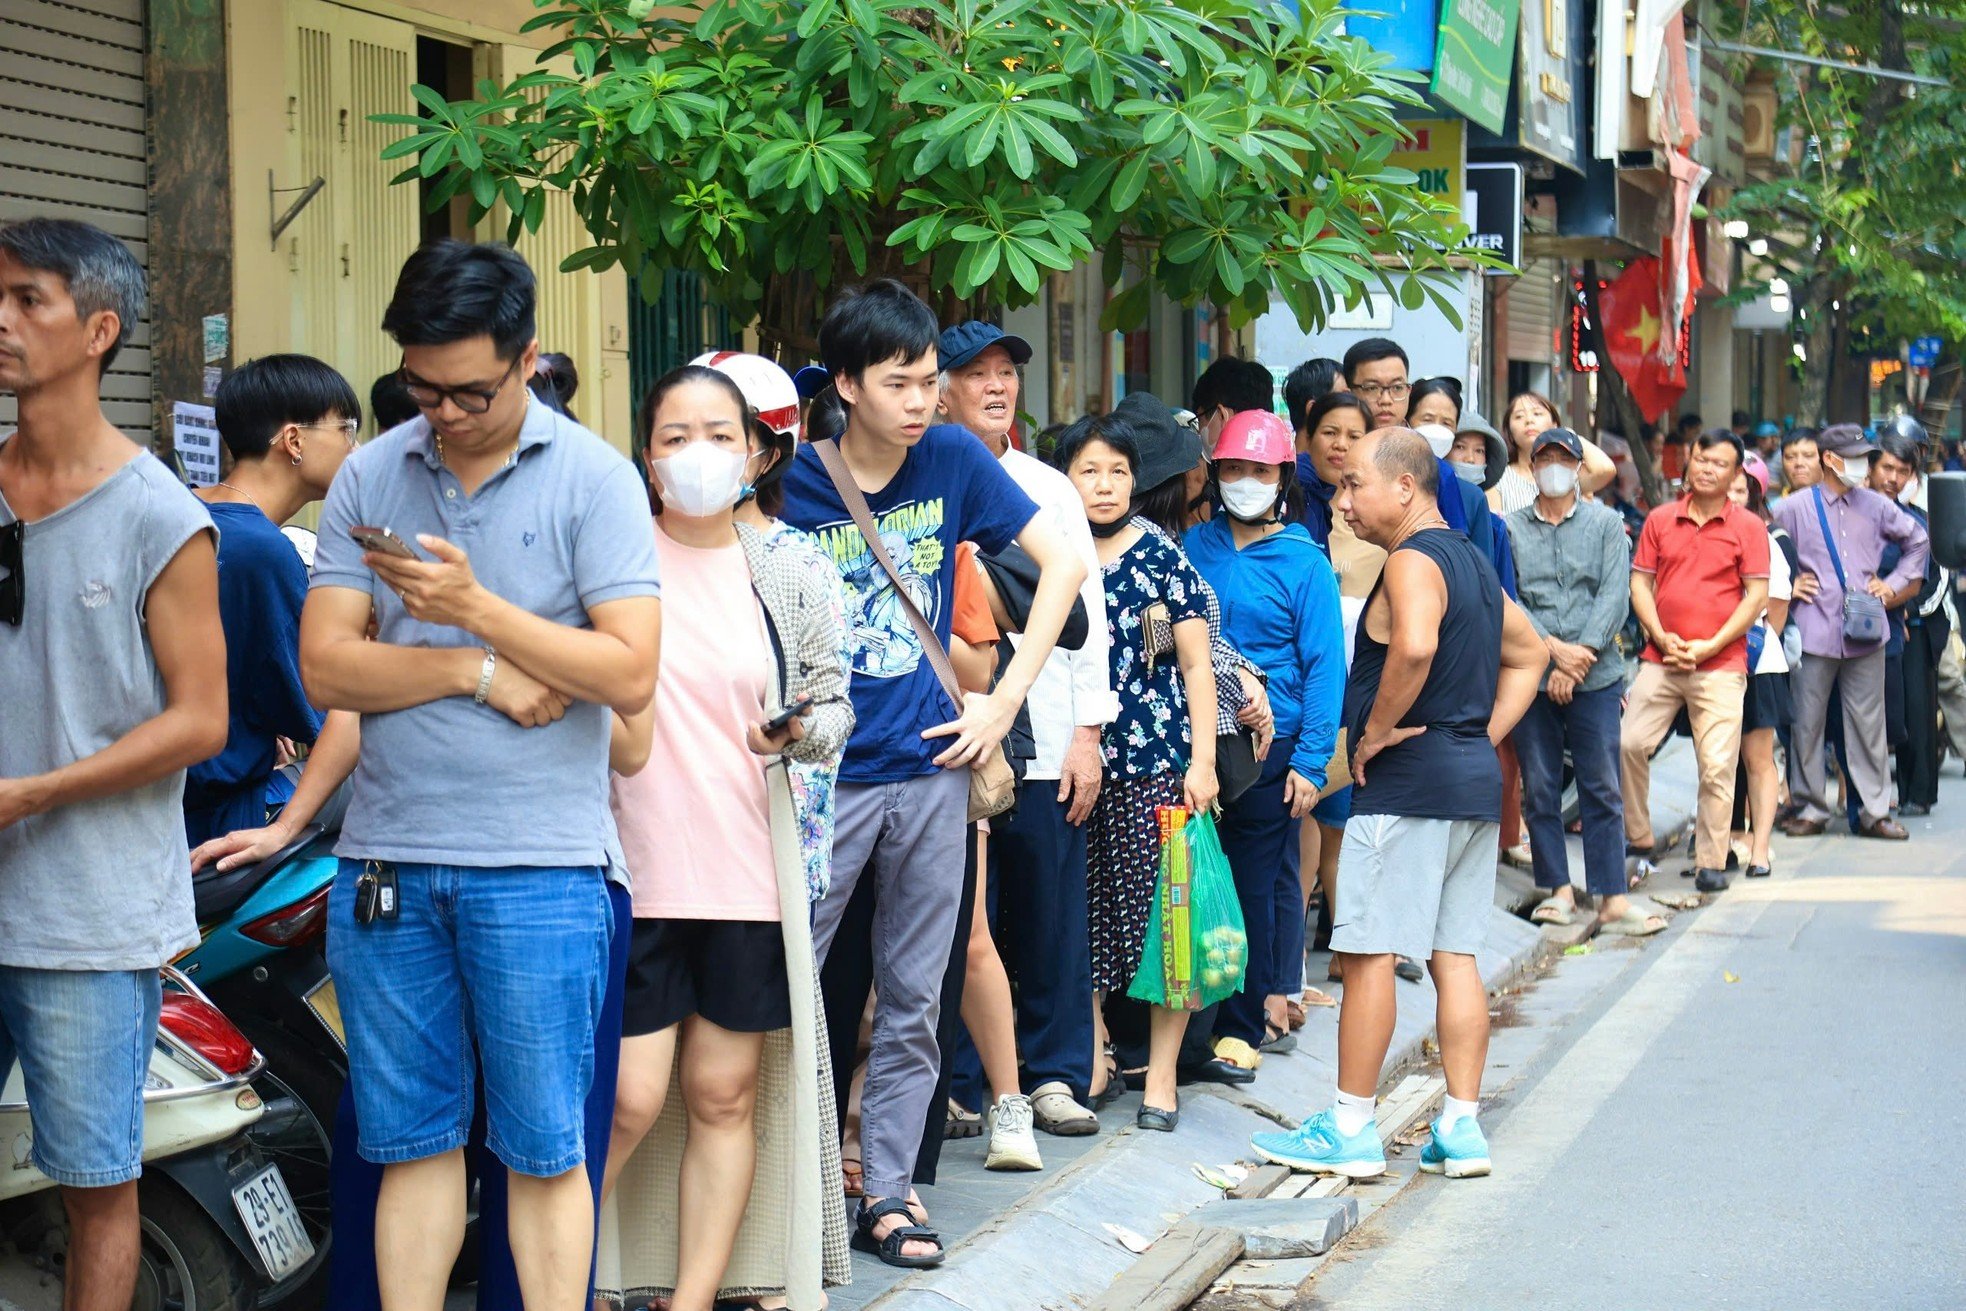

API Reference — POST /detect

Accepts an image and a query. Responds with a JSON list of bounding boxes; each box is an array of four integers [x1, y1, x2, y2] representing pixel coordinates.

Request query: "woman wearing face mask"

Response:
[[1495, 392, 1616, 515], [600, 364, 853, 1311], [1185, 411, 1345, 1072], [1061, 414, 1218, 1129]]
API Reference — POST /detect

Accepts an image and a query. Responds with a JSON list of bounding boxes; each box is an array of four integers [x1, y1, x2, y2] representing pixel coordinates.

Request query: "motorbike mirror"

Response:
[[1927, 472, 1966, 571]]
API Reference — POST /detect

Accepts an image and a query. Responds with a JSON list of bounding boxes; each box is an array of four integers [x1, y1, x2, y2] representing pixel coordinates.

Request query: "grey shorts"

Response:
[[1329, 815, 1499, 963]]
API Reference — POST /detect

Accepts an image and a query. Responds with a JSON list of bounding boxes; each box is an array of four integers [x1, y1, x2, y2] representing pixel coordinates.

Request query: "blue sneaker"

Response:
[[1250, 1109, 1387, 1178], [1418, 1115, 1491, 1178]]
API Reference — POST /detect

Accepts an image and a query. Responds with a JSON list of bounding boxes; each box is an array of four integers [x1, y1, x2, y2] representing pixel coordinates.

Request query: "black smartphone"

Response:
[[761, 694, 814, 735], [350, 525, 420, 561]]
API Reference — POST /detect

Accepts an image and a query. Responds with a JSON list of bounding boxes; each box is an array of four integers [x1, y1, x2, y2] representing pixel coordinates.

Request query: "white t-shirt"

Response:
[[1753, 527, 1793, 676]]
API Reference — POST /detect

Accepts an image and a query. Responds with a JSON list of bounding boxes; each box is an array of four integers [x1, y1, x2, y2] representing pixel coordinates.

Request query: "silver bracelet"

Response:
[[474, 648, 497, 704]]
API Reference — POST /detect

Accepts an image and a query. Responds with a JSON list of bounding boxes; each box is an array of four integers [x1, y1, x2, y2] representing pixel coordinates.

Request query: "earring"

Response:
[[292, 454, 303, 467]]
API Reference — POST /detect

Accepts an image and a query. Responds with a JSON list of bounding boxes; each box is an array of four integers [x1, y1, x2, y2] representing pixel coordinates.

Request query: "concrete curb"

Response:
[[863, 741, 1701, 1311]]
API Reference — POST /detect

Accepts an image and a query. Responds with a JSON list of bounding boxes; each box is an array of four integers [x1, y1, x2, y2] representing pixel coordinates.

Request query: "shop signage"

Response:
[[1517, 0, 1585, 172], [1432, 0, 1521, 135], [1389, 118, 1465, 203], [1465, 162, 1522, 271]]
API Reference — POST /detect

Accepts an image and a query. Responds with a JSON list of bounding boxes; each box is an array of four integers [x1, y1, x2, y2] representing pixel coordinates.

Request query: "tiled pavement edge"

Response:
[[842, 741, 1699, 1311]]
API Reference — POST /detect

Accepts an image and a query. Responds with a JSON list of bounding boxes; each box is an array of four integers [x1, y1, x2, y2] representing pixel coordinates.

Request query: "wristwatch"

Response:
[[474, 648, 497, 704]]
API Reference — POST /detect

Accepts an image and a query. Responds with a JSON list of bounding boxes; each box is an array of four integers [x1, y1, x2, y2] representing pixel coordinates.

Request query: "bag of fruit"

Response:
[[1127, 807, 1248, 1010]]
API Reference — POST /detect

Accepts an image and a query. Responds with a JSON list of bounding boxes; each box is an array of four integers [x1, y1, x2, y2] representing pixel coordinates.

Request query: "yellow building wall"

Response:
[[227, 0, 633, 455]]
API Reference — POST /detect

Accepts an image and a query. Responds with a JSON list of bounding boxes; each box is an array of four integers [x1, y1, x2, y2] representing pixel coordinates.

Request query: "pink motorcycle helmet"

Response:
[[1211, 409, 1295, 465]]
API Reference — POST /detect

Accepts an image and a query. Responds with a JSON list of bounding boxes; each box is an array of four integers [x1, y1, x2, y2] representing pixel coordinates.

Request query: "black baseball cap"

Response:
[[1531, 427, 1586, 460]]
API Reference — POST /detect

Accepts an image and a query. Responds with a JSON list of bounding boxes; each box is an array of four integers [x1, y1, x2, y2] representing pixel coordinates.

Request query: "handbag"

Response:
[[1812, 488, 1888, 646], [813, 440, 1016, 822], [1140, 600, 1176, 673]]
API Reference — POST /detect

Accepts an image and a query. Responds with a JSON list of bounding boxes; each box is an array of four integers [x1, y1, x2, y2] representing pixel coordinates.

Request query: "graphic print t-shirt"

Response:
[[780, 424, 1039, 782]]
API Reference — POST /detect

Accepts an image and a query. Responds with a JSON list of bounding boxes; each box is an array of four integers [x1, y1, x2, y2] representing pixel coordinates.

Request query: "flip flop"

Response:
[[1300, 986, 1337, 1009], [841, 1155, 863, 1198], [1260, 1022, 1297, 1055], [1530, 900, 1575, 926], [1597, 906, 1668, 937]]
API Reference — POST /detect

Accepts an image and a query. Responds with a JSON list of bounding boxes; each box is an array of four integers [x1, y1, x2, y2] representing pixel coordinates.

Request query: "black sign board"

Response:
[[1466, 162, 1523, 272]]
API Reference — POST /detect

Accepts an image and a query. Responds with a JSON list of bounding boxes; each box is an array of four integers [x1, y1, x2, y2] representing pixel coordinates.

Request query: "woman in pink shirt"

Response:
[[598, 364, 854, 1311]]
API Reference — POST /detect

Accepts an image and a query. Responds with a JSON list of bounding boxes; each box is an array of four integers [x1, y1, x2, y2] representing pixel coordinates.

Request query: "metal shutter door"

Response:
[[0, 0, 152, 441]]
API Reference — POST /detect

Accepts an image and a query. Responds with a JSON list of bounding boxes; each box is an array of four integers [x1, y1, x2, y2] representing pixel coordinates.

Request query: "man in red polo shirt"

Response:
[[1619, 430, 1771, 893]]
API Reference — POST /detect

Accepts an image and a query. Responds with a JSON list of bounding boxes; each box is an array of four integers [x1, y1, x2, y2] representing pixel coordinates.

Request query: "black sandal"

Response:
[[852, 1197, 946, 1269], [1089, 1053, 1126, 1110]]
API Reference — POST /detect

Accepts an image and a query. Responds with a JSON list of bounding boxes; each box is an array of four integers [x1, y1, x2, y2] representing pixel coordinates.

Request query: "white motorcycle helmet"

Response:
[[690, 350, 801, 444]]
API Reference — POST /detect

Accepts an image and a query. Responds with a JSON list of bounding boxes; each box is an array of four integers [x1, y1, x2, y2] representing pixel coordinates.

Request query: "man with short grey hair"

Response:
[[0, 217, 229, 1310], [937, 320, 1116, 1161]]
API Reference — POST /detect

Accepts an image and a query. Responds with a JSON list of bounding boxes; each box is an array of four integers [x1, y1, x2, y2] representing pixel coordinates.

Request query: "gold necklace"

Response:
[[214, 481, 267, 515]]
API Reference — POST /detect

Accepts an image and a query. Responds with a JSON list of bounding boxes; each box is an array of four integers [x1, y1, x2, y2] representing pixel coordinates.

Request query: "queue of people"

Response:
[[4, 214, 1956, 1311]]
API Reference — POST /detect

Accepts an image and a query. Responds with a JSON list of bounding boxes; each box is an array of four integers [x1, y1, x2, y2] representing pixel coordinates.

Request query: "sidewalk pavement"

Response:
[[839, 739, 1700, 1310]]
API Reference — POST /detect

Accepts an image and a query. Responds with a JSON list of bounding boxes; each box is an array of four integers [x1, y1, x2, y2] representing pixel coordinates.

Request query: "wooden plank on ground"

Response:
[[1227, 1163, 1293, 1200], [1088, 1223, 1244, 1311]]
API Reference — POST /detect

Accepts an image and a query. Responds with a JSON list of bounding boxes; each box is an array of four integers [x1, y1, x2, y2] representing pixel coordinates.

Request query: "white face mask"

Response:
[[1415, 424, 1456, 459], [1535, 463, 1579, 498], [1220, 476, 1279, 521], [1451, 460, 1487, 486], [651, 441, 750, 517], [1834, 454, 1869, 488]]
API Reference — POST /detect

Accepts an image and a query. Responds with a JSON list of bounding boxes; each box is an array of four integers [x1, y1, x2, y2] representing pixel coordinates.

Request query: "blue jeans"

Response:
[[326, 880, 632, 1311], [1516, 686, 1627, 898], [0, 966, 159, 1188], [326, 861, 611, 1176], [952, 786, 1095, 1108], [1216, 736, 1299, 1049]]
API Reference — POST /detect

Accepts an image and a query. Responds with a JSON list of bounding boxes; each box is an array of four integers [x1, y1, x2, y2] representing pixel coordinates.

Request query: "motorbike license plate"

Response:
[[231, 1163, 315, 1282]]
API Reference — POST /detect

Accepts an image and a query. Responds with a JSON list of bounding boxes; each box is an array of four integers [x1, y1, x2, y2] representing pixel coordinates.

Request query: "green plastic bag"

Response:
[[1127, 808, 1248, 1011]]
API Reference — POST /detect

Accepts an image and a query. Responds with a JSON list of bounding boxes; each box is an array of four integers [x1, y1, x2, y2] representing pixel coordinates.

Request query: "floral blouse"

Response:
[[1101, 529, 1211, 778], [766, 521, 850, 902], [1136, 520, 1253, 732]]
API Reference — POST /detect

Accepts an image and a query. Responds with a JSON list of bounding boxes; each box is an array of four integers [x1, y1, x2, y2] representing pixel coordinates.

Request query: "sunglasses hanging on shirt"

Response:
[[0, 521, 22, 627]]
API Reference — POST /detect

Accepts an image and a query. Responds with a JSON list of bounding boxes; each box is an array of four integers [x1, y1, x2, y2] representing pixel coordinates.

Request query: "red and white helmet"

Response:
[[691, 351, 801, 442], [1211, 409, 1295, 465]]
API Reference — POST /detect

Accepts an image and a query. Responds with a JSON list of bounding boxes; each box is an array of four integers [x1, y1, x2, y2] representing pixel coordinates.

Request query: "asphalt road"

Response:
[[1298, 783, 1966, 1310]]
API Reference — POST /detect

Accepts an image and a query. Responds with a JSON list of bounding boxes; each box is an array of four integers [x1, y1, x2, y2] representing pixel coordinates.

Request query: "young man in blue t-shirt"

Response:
[[780, 280, 1085, 1267]]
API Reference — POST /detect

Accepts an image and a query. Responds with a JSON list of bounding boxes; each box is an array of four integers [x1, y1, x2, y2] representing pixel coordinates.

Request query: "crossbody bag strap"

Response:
[[813, 438, 964, 713], [1811, 487, 1850, 591]]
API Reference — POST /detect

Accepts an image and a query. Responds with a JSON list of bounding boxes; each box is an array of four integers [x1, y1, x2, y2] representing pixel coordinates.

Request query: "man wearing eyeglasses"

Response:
[[185, 353, 365, 861], [300, 239, 661, 1311], [1340, 338, 1486, 546], [0, 218, 228, 1310]]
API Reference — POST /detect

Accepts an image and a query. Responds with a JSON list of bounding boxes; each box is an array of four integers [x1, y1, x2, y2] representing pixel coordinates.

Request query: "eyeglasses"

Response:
[[1, 521, 22, 627], [1350, 382, 1411, 402], [398, 357, 522, 416], [301, 418, 361, 446]]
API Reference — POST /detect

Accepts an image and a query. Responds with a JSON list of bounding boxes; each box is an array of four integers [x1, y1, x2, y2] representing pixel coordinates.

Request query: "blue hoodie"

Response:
[[1184, 516, 1345, 787]]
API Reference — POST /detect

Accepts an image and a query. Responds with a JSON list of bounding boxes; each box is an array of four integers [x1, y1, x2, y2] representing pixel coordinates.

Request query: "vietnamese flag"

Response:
[[1599, 255, 1693, 422]]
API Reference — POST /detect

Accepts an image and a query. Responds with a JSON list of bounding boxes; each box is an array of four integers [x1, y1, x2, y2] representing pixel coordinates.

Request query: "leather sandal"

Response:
[[852, 1197, 946, 1269]]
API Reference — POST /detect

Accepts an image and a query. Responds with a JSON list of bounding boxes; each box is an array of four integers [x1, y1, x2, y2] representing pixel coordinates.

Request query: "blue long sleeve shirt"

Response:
[[1184, 517, 1345, 786]]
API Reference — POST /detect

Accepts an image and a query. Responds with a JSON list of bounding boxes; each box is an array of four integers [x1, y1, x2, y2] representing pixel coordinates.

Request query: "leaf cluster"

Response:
[[377, 0, 1498, 334]]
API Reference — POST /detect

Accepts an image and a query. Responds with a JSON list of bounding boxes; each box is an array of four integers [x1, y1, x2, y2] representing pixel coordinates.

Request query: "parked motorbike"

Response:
[[0, 967, 315, 1311], [178, 823, 343, 1310]]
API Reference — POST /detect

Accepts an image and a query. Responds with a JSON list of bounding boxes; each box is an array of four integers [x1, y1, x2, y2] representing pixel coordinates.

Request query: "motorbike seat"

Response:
[[192, 825, 328, 926]]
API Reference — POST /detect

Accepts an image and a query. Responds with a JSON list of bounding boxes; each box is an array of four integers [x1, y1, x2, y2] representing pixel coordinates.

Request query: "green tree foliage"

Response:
[[375, 0, 1493, 352], [1718, 0, 1966, 421]]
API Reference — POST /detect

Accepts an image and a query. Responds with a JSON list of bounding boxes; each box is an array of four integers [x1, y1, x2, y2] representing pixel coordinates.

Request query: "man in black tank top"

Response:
[[1252, 429, 1548, 1182]]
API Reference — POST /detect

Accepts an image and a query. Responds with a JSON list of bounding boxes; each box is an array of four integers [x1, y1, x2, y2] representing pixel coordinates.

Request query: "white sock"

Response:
[[1332, 1090, 1376, 1137], [1438, 1095, 1479, 1132]]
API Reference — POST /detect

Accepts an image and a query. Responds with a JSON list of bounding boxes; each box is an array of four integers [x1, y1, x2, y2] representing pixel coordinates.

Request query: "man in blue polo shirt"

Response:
[[302, 239, 660, 1311], [779, 280, 1084, 1267]]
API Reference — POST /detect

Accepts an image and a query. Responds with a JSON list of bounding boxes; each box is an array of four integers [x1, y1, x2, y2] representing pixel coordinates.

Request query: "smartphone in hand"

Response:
[[761, 694, 814, 735], [350, 525, 420, 561]]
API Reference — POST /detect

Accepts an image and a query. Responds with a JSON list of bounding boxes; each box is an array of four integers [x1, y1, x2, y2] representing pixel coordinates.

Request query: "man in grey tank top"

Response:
[[0, 219, 228, 1307], [1253, 428, 1548, 1183]]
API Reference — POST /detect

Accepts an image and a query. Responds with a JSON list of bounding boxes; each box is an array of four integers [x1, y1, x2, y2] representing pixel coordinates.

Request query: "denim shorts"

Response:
[[0, 965, 160, 1188], [326, 861, 611, 1177]]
